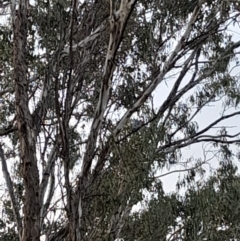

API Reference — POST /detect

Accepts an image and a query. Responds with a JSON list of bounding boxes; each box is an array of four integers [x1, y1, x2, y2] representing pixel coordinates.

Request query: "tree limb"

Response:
[[0, 143, 22, 238]]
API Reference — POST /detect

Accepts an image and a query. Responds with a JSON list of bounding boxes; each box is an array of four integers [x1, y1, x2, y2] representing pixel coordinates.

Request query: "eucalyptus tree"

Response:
[[1, 0, 240, 240]]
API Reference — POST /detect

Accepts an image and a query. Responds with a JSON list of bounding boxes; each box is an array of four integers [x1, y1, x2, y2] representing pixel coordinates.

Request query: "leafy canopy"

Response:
[[0, 0, 240, 240]]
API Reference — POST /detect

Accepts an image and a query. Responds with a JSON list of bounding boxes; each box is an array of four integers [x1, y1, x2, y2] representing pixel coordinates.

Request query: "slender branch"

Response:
[[0, 124, 17, 136], [0, 143, 22, 238], [40, 165, 56, 229], [62, 17, 108, 55], [113, 4, 202, 138], [39, 144, 57, 227], [194, 111, 240, 138]]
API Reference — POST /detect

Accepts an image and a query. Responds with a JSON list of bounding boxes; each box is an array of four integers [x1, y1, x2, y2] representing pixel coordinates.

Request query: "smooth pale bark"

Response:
[[70, 1, 137, 240]]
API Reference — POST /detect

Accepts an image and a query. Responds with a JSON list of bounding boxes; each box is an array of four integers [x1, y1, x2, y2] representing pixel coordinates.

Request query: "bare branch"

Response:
[[0, 143, 22, 238], [40, 165, 56, 229], [113, 4, 202, 138], [0, 123, 17, 136], [39, 144, 57, 217]]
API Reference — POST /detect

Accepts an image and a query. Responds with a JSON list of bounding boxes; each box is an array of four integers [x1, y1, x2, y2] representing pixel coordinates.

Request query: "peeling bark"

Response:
[[13, 1, 40, 240]]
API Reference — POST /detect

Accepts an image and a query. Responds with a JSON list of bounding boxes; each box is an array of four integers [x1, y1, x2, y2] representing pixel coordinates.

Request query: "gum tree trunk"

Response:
[[13, 0, 40, 240]]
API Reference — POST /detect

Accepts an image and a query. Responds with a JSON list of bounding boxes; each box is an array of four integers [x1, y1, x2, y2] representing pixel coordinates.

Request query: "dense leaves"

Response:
[[121, 162, 240, 241]]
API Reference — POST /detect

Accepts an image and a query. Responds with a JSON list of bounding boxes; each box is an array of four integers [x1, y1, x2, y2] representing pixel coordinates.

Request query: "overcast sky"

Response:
[[153, 22, 240, 193]]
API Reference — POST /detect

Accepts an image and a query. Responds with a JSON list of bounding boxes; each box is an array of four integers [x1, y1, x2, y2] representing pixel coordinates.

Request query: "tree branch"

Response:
[[0, 143, 22, 238], [112, 4, 202, 138]]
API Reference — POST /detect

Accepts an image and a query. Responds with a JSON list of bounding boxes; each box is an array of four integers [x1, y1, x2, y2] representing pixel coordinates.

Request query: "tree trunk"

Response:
[[13, 1, 40, 240]]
